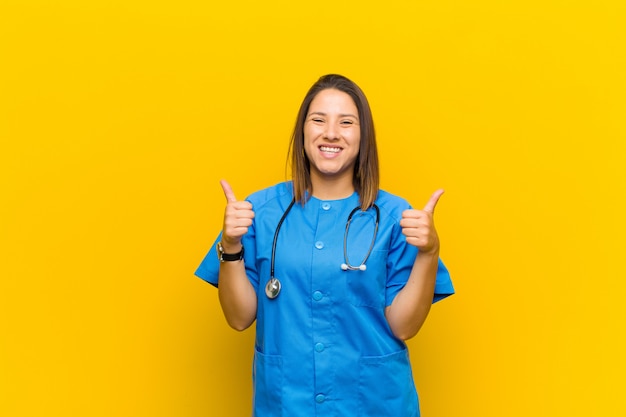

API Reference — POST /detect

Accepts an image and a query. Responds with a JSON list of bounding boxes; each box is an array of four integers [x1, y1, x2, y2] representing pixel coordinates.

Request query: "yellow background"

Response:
[[1, 1, 625, 416]]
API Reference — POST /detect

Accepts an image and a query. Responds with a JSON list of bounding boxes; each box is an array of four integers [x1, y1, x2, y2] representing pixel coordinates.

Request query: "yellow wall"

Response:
[[1, 1, 624, 415]]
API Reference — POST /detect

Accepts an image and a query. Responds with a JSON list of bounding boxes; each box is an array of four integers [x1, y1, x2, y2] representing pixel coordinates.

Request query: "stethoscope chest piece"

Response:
[[265, 277, 281, 299]]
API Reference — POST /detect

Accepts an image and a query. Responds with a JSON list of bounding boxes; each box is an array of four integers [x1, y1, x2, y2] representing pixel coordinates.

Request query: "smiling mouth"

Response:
[[320, 145, 341, 154]]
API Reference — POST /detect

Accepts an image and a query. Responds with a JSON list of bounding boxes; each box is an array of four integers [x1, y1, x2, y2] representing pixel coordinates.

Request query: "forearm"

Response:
[[385, 249, 440, 340], [217, 244, 257, 331]]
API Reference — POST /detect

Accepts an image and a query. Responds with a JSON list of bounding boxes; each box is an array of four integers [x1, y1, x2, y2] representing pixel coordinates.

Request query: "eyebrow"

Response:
[[308, 111, 358, 119]]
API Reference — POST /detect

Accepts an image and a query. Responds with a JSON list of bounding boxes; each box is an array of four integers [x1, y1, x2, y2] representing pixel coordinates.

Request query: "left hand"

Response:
[[400, 189, 444, 254]]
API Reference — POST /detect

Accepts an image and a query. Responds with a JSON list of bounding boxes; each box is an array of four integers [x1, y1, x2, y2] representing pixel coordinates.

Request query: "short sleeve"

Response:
[[194, 216, 260, 290], [432, 258, 454, 303], [385, 221, 454, 306], [194, 232, 222, 287]]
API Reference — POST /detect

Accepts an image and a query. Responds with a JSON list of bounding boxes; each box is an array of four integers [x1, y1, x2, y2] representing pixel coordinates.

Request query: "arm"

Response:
[[217, 180, 258, 331], [385, 249, 439, 340], [385, 190, 444, 340]]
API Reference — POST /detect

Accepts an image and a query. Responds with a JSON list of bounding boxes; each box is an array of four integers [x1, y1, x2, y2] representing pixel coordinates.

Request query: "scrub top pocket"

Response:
[[253, 349, 284, 417], [358, 349, 419, 417]]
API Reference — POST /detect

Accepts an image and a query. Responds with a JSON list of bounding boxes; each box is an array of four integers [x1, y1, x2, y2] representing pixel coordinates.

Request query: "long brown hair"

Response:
[[288, 74, 379, 209]]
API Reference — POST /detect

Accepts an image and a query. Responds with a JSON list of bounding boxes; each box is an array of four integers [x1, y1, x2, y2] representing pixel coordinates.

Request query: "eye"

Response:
[[340, 120, 354, 125], [311, 117, 324, 123]]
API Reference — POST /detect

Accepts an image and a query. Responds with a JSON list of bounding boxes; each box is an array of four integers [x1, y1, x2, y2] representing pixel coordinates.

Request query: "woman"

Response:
[[195, 74, 454, 416]]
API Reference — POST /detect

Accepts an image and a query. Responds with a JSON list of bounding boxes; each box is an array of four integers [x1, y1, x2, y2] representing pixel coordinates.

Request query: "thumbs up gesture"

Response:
[[220, 180, 255, 249], [400, 189, 444, 254]]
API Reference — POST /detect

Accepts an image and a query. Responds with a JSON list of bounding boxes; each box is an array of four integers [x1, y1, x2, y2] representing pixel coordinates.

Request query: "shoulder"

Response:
[[375, 189, 411, 221], [246, 181, 294, 210]]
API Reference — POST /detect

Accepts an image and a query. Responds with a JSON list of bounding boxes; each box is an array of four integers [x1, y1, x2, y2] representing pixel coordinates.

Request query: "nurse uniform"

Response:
[[196, 181, 454, 417]]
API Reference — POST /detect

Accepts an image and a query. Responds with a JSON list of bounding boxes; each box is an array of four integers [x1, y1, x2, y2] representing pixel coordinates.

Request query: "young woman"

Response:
[[195, 74, 454, 416]]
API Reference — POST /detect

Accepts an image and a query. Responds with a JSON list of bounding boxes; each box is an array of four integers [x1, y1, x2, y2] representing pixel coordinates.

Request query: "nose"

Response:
[[323, 122, 339, 140]]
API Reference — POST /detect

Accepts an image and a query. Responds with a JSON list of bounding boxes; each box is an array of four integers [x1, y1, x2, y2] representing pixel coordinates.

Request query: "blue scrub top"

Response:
[[195, 181, 454, 417]]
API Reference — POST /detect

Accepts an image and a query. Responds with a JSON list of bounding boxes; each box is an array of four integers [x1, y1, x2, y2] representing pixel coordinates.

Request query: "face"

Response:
[[304, 88, 361, 185]]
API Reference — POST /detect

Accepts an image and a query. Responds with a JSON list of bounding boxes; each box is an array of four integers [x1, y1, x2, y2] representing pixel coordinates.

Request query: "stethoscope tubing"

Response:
[[266, 197, 380, 299], [270, 198, 296, 280], [342, 204, 380, 271]]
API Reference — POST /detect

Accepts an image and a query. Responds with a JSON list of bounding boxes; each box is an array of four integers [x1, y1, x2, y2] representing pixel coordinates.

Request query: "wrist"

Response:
[[219, 240, 242, 253], [418, 245, 440, 257], [217, 241, 245, 262]]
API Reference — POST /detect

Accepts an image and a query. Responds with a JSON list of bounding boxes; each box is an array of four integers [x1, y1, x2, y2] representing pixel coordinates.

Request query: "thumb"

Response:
[[220, 179, 237, 203], [423, 189, 445, 213]]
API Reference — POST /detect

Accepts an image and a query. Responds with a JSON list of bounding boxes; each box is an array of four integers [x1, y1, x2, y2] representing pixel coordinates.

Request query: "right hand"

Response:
[[220, 179, 255, 250]]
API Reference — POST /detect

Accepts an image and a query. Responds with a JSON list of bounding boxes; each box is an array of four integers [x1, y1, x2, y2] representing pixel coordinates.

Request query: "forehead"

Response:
[[308, 88, 358, 114]]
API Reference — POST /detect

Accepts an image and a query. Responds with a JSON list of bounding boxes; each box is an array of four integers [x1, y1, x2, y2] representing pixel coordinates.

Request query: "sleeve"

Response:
[[432, 258, 454, 303], [194, 212, 260, 290], [384, 220, 455, 306], [193, 232, 223, 287]]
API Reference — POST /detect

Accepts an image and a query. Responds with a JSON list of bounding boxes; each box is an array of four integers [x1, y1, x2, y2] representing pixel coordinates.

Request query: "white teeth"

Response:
[[320, 146, 341, 153]]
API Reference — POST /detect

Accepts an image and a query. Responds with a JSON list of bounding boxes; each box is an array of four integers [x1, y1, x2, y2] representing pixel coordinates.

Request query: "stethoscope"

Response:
[[264, 198, 380, 299]]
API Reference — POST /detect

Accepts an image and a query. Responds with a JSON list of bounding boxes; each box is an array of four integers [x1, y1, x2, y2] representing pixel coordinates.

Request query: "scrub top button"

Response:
[[315, 241, 324, 249], [315, 343, 325, 352], [312, 291, 323, 301], [321, 202, 331, 210], [315, 394, 325, 403]]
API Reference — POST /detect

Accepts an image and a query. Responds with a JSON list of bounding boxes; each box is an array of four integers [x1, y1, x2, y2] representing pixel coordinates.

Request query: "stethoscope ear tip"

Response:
[[340, 263, 348, 271]]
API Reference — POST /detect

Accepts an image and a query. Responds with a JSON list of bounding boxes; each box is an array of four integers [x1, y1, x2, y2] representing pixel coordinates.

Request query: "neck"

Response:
[[310, 172, 355, 200]]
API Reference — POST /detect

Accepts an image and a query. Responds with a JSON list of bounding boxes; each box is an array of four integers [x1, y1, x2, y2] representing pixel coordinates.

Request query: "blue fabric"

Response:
[[195, 181, 454, 416]]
